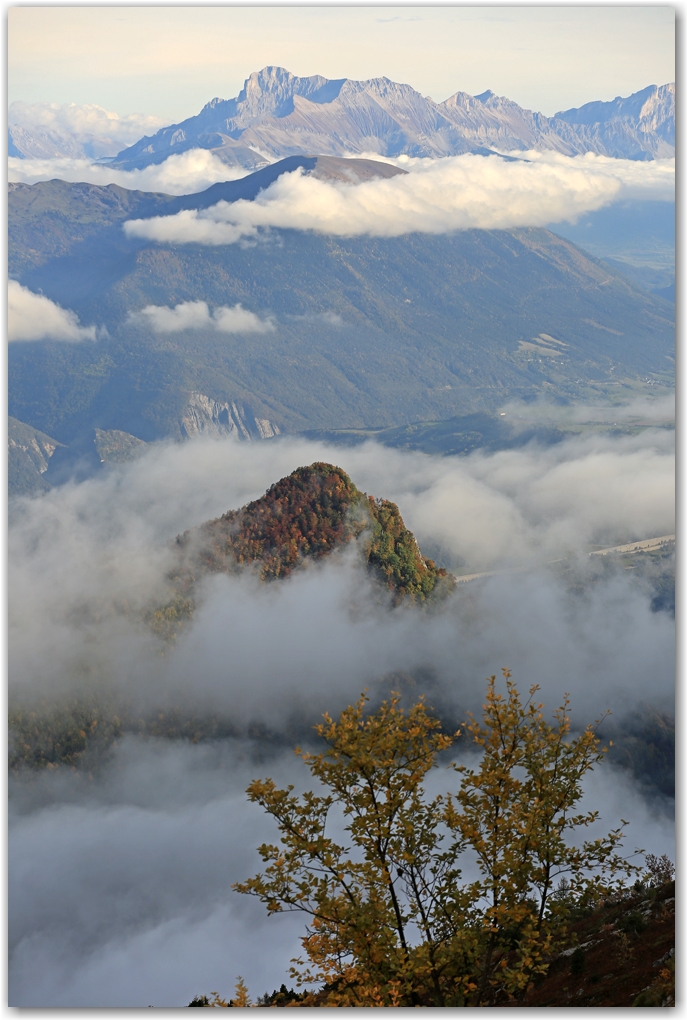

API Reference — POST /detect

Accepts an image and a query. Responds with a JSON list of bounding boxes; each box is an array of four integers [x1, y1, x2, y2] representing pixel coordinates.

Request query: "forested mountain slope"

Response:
[[173, 461, 451, 602], [9, 173, 674, 450]]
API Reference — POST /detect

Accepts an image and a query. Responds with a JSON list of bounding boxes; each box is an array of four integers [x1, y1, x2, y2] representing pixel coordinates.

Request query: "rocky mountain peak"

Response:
[[236, 66, 343, 120], [201, 96, 227, 112], [554, 83, 674, 127], [104, 69, 676, 169]]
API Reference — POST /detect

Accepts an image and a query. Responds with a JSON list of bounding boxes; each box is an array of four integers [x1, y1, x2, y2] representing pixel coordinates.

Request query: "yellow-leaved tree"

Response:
[[233, 671, 639, 1006]]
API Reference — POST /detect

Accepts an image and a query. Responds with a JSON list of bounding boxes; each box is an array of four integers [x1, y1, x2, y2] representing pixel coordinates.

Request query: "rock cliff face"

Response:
[[7, 400, 280, 495], [8, 417, 62, 496], [179, 392, 280, 441], [553, 83, 675, 160], [112, 67, 675, 170]]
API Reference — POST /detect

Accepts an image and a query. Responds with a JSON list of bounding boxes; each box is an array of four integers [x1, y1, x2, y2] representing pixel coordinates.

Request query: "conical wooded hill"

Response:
[[175, 462, 453, 601]]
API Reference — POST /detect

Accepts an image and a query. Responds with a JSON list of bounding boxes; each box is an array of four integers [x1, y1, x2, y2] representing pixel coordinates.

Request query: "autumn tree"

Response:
[[445, 671, 637, 1004], [234, 672, 639, 1006]]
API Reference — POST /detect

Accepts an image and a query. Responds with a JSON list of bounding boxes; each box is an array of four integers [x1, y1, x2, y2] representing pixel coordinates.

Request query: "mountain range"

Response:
[[9, 68, 675, 166], [112, 68, 675, 168]]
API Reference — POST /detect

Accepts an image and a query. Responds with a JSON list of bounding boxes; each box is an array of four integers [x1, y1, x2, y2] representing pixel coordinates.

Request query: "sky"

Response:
[[8, 5, 675, 123]]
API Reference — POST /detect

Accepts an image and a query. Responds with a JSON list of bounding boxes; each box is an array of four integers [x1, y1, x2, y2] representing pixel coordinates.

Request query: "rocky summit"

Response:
[[108, 66, 674, 171]]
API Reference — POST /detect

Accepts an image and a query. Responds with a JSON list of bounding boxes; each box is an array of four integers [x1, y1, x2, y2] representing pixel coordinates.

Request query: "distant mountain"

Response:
[[8, 167, 674, 453], [8, 101, 167, 161], [9, 393, 280, 490], [112, 67, 675, 170], [548, 199, 675, 300], [302, 410, 675, 461], [553, 84, 675, 160], [7, 155, 404, 273], [302, 412, 589, 457]]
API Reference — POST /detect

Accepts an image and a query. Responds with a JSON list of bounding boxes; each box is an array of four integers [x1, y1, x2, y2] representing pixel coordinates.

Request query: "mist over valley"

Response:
[[9, 431, 675, 1005]]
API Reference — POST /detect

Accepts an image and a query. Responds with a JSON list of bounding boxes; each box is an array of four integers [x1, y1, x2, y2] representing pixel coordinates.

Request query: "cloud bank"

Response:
[[9, 738, 673, 1007], [9, 148, 672, 225], [9, 740, 309, 1007], [9, 432, 674, 1005], [378, 150, 676, 203], [9, 430, 674, 717], [8, 280, 97, 342], [500, 392, 675, 426], [130, 300, 275, 334], [515, 150, 675, 202], [8, 148, 250, 195], [122, 153, 674, 246]]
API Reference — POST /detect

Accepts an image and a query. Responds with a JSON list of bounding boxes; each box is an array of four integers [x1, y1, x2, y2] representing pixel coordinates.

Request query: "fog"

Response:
[[510, 150, 675, 202], [10, 148, 673, 222], [10, 431, 674, 715], [9, 740, 309, 1007], [123, 155, 619, 245], [9, 738, 674, 1007], [500, 392, 675, 426], [9, 431, 674, 1006], [365, 150, 675, 204]]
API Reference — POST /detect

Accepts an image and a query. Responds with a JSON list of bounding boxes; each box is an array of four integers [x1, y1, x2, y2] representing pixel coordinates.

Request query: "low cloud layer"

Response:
[[288, 310, 344, 326], [378, 150, 676, 203], [130, 300, 275, 334], [9, 432, 674, 1005], [8, 148, 250, 195], [515, 150, 675, 202], [8, 280, 97, 342], [9, 741, 309, 1007], [500, 392, 675, 426], [9, 149, 672, 227], [10, 430, 674, 715], [9, 739, 673, 1007], [123, 153, 674, 246]]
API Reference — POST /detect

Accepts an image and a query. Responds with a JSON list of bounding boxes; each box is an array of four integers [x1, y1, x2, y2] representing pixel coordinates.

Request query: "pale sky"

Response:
[[8, 5, 675, 123]]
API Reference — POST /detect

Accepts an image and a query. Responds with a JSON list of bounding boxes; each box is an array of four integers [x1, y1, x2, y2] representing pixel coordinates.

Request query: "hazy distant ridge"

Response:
[[103, 67, 674, 170]]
